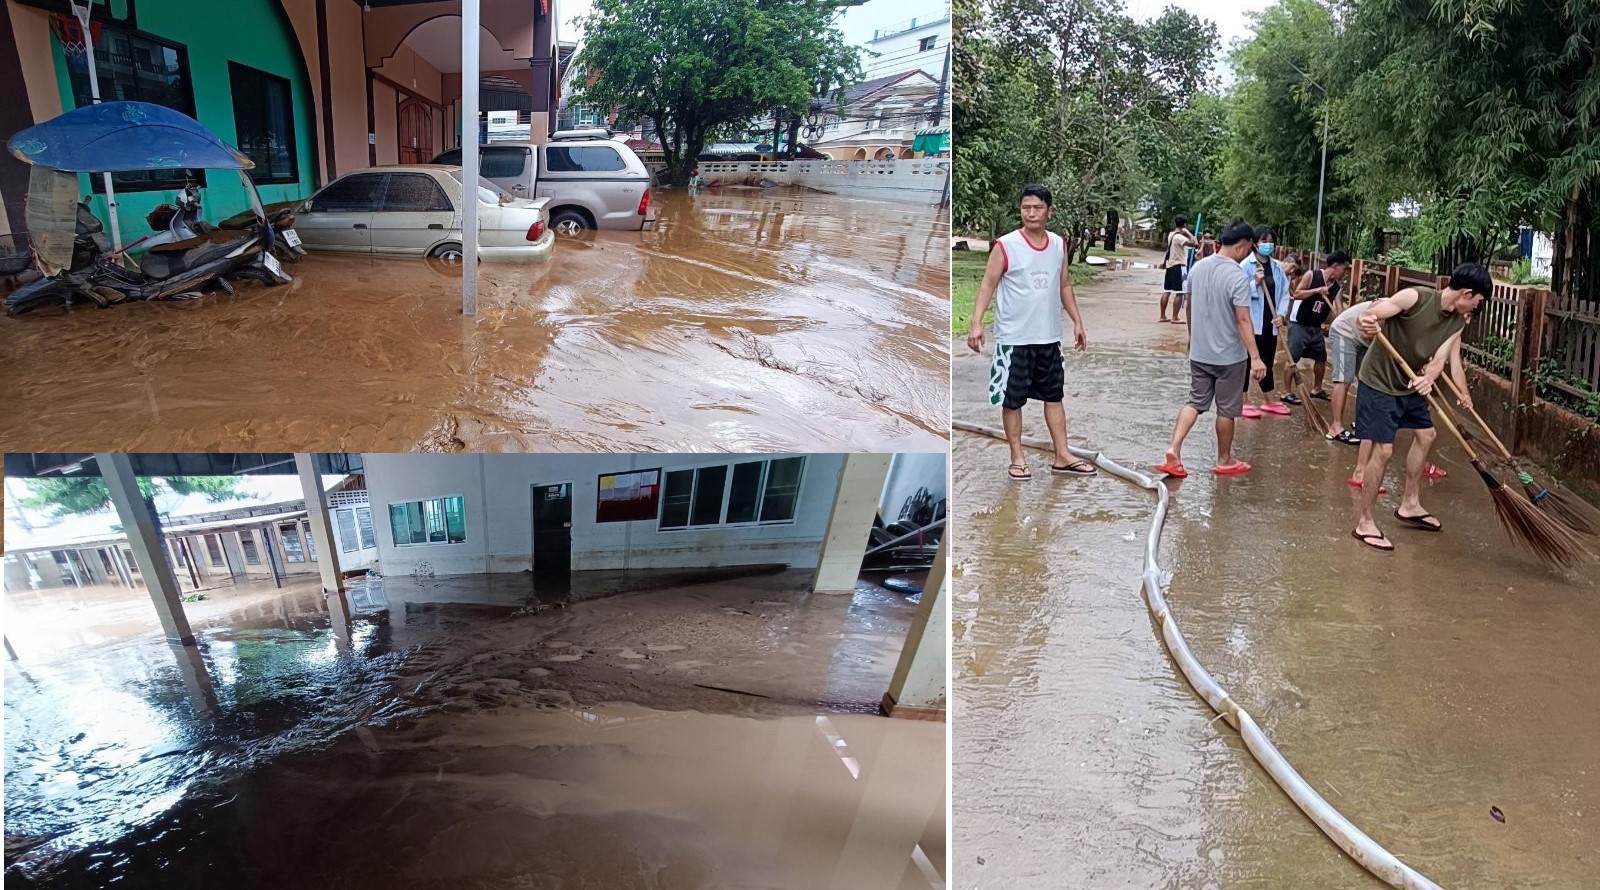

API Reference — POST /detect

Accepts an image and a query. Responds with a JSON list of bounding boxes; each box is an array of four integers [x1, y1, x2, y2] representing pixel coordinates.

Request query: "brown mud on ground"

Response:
[[953, 250, 1600, 888], [0, 189, 950, 453], [4, 568, 944, 888]]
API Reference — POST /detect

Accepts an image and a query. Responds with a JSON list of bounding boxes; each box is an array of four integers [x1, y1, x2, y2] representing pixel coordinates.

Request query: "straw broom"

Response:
[[1373, 331, 1584, 568], [1433, 374, 1600, 537], [1262, 275, 1330, 436]]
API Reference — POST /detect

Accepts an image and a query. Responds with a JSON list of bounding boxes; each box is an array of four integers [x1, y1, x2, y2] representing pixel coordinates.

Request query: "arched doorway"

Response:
[[397, 98, 435, 164], [875, 147, 897, 160], [852, 148, 868, 160]]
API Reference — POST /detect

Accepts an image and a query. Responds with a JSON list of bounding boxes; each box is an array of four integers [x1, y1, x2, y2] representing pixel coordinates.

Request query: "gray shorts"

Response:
[[1329, 332, 1360, 384], [1188, 359, 1248, 418]]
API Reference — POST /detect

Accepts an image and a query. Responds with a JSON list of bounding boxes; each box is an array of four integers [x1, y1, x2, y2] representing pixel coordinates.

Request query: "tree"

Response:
[[575, 0, 861, 183], [21, 476, 253, 518], [1332, 0, 1600, 283]]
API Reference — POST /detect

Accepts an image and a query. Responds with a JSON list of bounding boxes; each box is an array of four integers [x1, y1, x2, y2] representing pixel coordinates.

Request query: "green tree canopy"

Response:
[[574, 0, 861, 182], [21, 476, 254, 518]]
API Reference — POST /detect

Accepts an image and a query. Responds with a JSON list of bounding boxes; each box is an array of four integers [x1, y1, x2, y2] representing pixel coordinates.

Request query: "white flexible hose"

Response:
[[955, 419, 1445, 890]]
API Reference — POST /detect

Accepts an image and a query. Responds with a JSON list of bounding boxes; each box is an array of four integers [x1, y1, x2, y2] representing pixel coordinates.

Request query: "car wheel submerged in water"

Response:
[[549, 210, 592, 238], [429, 243, 465, 265]]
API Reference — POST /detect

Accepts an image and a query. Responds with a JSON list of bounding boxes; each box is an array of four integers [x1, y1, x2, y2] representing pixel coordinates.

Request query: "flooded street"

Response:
[[0, 189, 949, 453], [952, 250, 1600, 888], [5, 568, 944, 888]]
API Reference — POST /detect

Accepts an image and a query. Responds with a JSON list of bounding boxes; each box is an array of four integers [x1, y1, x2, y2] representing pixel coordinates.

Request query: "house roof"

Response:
[[838, 70, 939, 107]]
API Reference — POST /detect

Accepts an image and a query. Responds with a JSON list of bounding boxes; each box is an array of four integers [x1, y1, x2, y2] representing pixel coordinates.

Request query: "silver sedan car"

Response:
[[293, 165, 555, 264]]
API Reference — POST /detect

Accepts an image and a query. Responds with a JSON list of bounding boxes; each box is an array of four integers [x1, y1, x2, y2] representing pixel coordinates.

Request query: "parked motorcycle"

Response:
[[5, 100, 294, 318], [219, 200, 305, 263], [4, 203, 290, 316]]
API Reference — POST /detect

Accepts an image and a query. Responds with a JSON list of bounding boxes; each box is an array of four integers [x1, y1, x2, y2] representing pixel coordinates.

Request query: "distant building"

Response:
[[862, 8, 950, 81], [807, 70, 944, 161]]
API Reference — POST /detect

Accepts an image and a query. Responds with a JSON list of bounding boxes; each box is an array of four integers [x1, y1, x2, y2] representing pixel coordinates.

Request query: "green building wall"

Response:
[[50, 0, 318, 239]]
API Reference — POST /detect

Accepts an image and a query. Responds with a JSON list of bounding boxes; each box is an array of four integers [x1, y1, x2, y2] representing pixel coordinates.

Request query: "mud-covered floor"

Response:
[[0, 189, 949, 453], [952, 248, 1600, 888], [4, 567, 945, 888]]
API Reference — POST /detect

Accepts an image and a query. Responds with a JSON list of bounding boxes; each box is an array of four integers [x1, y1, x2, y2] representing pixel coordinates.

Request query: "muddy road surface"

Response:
[[952, 251, 1600, 888], [5, 568, 945, 888], [0, 189, 949, 453]]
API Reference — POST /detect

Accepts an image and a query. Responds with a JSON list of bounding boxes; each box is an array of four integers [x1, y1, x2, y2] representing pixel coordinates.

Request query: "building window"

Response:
[[281, 523, 305, 562], [64, 25, 204, 193], [357, 508, 375, 549], [239, 531, 261, 566], [919, 36, 937, 51], [388, 496, 467, 546], [228, 62, 298, 185], [660, 458, 805, 530], [336, 510, 359, 553], [204, 535, 224, 567]]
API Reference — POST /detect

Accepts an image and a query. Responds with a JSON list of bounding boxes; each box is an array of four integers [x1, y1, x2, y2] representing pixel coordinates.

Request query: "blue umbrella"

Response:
[[7, 100, 253, 172]]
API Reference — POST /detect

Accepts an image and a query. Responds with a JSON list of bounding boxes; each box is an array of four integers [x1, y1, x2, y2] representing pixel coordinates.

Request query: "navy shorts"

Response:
[[989, 343, 1065, 410], [1355, 386, 1432, 444]]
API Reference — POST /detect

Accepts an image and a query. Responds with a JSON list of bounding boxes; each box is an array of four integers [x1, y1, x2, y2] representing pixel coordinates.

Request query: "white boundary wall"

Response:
[[698, 159, 950, 205]]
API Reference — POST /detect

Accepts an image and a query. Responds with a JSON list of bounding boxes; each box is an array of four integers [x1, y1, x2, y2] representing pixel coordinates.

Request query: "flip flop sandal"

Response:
[[1242, 406, 1263, 419], [1347, 478, 1390, 493], [1327, 429, 1358, 445], [1260, 402, 1293, 415], [1351, 530, 1395, 552], [1393, 510, 1442, 532], [1311, 391, 1331, 401], [1007, 464, 1032, 481], [1051, 459, 1097, 476], [1282, 393, 1304, 405], [1154, 459, 1188, 478], [1423, 465, 1448, 479], [1212, 461, 1253, 476]]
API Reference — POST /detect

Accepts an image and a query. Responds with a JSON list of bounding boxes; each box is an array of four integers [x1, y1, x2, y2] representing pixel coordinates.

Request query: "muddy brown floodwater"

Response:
[[0, 188, 949, 453], [5, 567, 945, 889], [953, 248, 1600, 888]]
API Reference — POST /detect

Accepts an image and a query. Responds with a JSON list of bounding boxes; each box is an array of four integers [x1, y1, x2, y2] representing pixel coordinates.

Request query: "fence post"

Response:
[[1509, 288, 1549, 454], [1384, 264, 1400, 297]]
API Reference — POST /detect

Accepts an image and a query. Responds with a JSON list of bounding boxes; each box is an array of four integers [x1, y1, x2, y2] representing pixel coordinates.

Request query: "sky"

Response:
[[557, 0, 950, 49]]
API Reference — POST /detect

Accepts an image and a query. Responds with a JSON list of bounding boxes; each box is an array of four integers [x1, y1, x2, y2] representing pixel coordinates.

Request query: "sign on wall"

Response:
[[596, 469, 661, 523]]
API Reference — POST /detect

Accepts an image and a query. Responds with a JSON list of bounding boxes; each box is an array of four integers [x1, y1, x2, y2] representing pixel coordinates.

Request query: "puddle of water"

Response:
[[4, 568, 940, 887], [0, 190, 950, 453], [953, 254, 1600, 888]]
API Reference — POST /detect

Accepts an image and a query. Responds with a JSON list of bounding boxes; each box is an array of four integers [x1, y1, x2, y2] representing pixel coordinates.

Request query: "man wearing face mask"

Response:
[[1238, 227, 1294, 418]]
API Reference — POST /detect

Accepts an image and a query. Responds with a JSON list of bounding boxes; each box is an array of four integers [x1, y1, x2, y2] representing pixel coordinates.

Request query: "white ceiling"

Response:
[[403, 17, 520, 74]]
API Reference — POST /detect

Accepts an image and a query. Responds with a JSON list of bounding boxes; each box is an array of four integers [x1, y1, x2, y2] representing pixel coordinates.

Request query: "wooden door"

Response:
[[397, 99, 434, 164]]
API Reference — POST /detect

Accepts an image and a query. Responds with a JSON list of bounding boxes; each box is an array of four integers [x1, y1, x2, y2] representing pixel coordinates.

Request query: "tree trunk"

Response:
[[786, 118, 801, 159], [1103, 209, 1118, 252]]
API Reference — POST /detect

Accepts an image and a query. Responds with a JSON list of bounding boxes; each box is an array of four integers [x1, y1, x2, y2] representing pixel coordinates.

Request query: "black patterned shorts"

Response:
[[989, 342, 1065, 410]]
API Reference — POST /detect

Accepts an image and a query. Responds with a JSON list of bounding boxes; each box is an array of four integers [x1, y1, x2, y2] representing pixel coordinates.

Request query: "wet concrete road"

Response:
[[952, 250, 1600, 887], [5, 568, 944, 888], [0, 189, 949, 453]]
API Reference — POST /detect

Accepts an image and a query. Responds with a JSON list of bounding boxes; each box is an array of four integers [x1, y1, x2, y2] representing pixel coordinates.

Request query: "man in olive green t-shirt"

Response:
[[1350, 264, 1492, 552]]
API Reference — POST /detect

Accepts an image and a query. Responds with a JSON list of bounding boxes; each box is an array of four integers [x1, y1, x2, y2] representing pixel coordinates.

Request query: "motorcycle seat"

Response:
[[139, 236, 250, 279]]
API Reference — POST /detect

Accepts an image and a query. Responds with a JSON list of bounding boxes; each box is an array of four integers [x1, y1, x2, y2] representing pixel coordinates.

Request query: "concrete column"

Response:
[[221, 532, 247, 583], [112, 545, 137, 587], [810, 454, 892, 594], [97, 453, 194, 646], [296, 454, 349, 623], [881, 534, 947, 720]]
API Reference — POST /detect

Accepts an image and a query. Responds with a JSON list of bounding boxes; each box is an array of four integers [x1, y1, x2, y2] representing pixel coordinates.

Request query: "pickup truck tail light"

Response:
[[638, 188, 650, 216], [526, 221, 545, 242]]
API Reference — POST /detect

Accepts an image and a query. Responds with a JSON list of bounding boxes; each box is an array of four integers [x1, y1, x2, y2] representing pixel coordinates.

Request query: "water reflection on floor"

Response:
[[4, 568, 943, 888], [0, 189, 950, 453]]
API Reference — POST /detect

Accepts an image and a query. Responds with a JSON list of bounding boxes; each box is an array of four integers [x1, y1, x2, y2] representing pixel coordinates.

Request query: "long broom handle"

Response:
[[1435, 373, 1516, 461], [1371, 331, 1483, 463]]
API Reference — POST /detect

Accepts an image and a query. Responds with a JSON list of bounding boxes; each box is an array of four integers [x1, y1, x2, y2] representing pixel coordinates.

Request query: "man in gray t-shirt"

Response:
[[1153, 220, 1267, 478]]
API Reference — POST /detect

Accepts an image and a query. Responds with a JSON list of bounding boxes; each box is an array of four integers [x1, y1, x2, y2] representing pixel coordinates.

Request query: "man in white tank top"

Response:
[[966, 184, 1095, 480]]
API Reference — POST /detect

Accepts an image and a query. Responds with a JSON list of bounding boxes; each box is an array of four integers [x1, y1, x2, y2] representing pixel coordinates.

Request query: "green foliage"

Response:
[[21, 476, 254, 518], [574, 0, 860, 182], [1510, 258, 1551, 286], [955, 0, 1218, 251]]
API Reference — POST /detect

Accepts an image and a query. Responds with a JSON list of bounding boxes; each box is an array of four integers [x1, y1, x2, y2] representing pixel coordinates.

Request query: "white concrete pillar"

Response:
[[882, 534, 947, 720], [221, 532, 247, 583], [810, 454, 892, 594], [97, 453, 194, 646], [461, 0, 481, 315], [296, 454, 349, 620]]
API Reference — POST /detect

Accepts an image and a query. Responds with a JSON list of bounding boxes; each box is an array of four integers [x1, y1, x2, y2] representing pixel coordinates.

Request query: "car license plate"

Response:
[[281, 228, 302, 248], [263, 251, 285, 279]]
